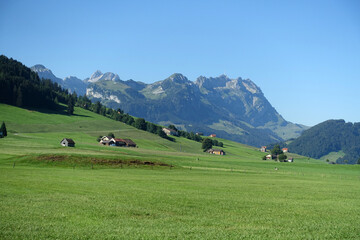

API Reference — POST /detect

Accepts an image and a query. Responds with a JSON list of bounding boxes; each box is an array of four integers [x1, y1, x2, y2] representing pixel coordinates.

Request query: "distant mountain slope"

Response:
[[30, 63, 307, 146], [284, 120, 360, 164], [63, 76, 86, 96], [30, 64, 63, 85], [86, 73, 308, 146], [31, 65, 87, 96]]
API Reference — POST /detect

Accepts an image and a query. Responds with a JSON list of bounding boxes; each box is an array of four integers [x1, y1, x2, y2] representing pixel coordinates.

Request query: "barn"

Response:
[[60, 138, 75, 147]]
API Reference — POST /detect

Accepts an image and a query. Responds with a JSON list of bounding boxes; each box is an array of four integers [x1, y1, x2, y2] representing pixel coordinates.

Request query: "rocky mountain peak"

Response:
[[31, 64, 63, 85], [88, 70, 120, 83], [88, 70, 103, 82], [168, 73, 190, 84], [195, 75, 231, 90], [31, 64, 48, 72]]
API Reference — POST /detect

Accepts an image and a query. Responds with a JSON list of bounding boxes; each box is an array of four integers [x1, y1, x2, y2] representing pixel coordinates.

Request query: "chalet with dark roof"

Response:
[[60, 138, 75, 147]]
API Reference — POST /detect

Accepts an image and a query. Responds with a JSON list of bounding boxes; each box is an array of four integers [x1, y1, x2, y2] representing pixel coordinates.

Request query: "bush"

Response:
[[278, 153, 287, 162], [202, 138, 213, 152]]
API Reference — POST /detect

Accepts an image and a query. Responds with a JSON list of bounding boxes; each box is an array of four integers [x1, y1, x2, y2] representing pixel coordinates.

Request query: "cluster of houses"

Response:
[[261, 146, 293, 162], [265, 154, 294, 162], [261, 146, 289, 153], [60, 136, 137, 148], [60, 128, 225, 156]]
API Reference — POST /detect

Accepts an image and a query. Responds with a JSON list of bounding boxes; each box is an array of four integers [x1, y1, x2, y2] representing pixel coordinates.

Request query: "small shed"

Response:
[[288, 157, 294, 162], [282, 148, 289, 153], [209, 134, 216, 138], [261, 146, 267, 152], [207, 149, 225, 155], [60, 138, 75, 147]]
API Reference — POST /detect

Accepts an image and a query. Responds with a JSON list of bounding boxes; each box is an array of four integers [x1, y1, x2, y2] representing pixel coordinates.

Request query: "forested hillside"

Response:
[[282, 120, 360, 164], [0, 55, 69, 109]]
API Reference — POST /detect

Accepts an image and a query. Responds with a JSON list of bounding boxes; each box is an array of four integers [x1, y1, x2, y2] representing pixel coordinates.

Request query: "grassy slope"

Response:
[[320, 151, 346, 162], [1, 103, 360, 239]]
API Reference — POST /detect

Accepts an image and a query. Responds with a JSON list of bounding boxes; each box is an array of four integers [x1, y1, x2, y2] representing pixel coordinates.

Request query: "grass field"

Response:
[[1, 104, 360, 239]]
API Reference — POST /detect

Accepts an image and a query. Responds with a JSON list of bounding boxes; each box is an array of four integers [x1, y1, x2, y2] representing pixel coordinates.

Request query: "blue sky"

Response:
[[0, 0, 359, 126]]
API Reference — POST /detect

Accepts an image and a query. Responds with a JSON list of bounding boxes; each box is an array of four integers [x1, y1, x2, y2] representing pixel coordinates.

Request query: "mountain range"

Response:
[[31, 65, 308, 146]]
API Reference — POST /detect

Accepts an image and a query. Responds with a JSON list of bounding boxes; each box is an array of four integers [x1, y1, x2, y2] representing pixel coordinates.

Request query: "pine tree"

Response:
[[12, 85, 17, 104], [0, 122, 7, 137], [134, 118, 147, 130], [16, 87, 23, 107], [67, 98, 74, 115], [93, 101, 101, 114]]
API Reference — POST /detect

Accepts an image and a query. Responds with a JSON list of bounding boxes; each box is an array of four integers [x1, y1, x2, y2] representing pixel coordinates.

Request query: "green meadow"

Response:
[[0, 103, 360, 239]]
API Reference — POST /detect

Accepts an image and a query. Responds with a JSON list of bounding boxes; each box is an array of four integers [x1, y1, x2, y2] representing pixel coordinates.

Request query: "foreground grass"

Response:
[[1, 164, 359, 239], [1, 104, 360, 239]]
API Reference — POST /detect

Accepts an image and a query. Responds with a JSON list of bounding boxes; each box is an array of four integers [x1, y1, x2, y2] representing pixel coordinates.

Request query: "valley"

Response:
[[1, 103, 360, 239]]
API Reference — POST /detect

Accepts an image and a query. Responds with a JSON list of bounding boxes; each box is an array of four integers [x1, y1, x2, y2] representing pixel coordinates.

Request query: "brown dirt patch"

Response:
[[36, 155, 171, 167]]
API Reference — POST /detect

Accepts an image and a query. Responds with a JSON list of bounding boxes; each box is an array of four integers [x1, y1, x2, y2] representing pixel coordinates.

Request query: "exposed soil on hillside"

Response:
[[36, 155, 171, 167]]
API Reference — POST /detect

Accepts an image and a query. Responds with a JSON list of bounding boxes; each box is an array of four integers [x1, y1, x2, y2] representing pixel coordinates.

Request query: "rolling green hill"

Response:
[[278, 120, 360, 164], [1, 104, 360, 239]]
